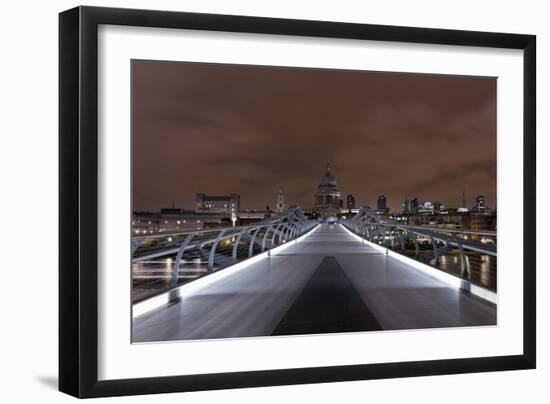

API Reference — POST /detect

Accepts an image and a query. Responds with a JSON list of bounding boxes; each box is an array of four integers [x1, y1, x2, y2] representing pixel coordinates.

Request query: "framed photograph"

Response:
[[59, 6, 536, 398]]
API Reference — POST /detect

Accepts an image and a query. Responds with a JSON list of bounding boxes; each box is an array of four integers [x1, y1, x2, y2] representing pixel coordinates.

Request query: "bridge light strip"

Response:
[[340, 224, 497, 304], [133, 224, 320, 319]]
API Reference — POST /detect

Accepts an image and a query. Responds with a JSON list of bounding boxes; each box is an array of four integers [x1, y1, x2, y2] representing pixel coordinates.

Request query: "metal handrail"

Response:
[[342, 208, 497, 287], [132, 209, 308, 260], [348, 208, 496, 252], [379, 223, 497, 237], [132, 209, 317, 303], [382, 223, 496, 255]]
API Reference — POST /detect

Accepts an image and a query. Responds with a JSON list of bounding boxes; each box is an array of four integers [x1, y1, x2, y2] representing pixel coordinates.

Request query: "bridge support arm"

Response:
[[248, 227, 261, 257], [208, 230, 228, 272], [232, 229, 248, 262], [131, 237, 145, 255], [280, 223, 290, 243], [261, 225, 274, 252], [171, 233, 195, 288], [272, 224, 284, 246], [451, 234, 470, 279], [432, 238, 439, 266], [290, 223, 299, 239]]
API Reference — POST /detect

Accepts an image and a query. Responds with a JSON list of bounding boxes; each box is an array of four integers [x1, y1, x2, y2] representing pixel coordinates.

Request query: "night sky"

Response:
[[132, 60, 496, 212]]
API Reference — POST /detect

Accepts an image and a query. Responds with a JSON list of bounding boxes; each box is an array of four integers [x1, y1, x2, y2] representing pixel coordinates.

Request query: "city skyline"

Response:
[[133, 177, 494, 213], [133, 61, 496, 212]]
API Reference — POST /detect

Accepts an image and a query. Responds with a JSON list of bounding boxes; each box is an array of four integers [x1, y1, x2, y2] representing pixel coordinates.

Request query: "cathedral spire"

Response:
[[276, 186, 285, 213], [326, 160, 331, 175]]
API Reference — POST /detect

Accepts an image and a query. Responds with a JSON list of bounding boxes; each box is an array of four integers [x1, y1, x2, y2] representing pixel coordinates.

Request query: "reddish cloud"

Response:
[[132, 60, 496, 212]]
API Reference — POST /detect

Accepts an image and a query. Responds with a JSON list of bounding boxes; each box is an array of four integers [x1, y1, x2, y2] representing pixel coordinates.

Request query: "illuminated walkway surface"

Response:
[[133, 224, 496, 342]]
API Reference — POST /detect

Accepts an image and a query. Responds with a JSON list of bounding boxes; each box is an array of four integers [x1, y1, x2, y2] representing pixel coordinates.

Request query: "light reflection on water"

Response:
[[132, 257, 213, 303], [436, 251, 496, 291]]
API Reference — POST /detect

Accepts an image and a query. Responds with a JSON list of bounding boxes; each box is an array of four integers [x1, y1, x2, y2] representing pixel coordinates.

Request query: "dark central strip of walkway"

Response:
[[272, 256, 383, 336]]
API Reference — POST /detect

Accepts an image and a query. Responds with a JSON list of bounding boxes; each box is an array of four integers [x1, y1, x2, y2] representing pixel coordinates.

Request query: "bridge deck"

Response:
[[133, 224, 496, 342]]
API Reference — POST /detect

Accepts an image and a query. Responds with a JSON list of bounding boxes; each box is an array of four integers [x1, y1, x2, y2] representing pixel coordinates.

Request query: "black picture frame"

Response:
[[59, 5, 536, 398]]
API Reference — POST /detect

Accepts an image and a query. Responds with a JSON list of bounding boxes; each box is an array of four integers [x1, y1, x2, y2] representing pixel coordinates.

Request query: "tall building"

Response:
[[410, 198, 419, 214], [474, 195, 488, 211], [377, 195, 387, 211], [275, 187, 285, 213], [195, 193, 240, 214], [346, 194, 356, 210], [314, 161, 342, 217], [377, 195, 389, 215]]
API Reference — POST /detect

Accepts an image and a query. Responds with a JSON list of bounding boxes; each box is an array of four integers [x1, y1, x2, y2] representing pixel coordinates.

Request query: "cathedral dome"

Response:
[[314, 161, 342, 217], [319, 162, 337, 188], [319, 173, 337, 187]]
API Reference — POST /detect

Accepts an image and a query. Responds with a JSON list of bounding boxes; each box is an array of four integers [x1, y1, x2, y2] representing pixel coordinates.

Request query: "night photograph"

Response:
[[130, 60, 497, 342]]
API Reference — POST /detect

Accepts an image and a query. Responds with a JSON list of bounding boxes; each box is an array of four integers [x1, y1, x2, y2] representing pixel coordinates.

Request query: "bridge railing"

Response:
[[132, 209, 317, 304], [341, 209, 497, 292]]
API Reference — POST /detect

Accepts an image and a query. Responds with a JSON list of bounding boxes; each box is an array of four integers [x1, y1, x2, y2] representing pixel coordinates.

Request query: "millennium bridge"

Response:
[[132, 208, 497, 342]]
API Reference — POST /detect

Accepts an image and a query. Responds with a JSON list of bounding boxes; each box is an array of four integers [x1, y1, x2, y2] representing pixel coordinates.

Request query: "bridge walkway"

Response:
[[133, 224, 496, 342]]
